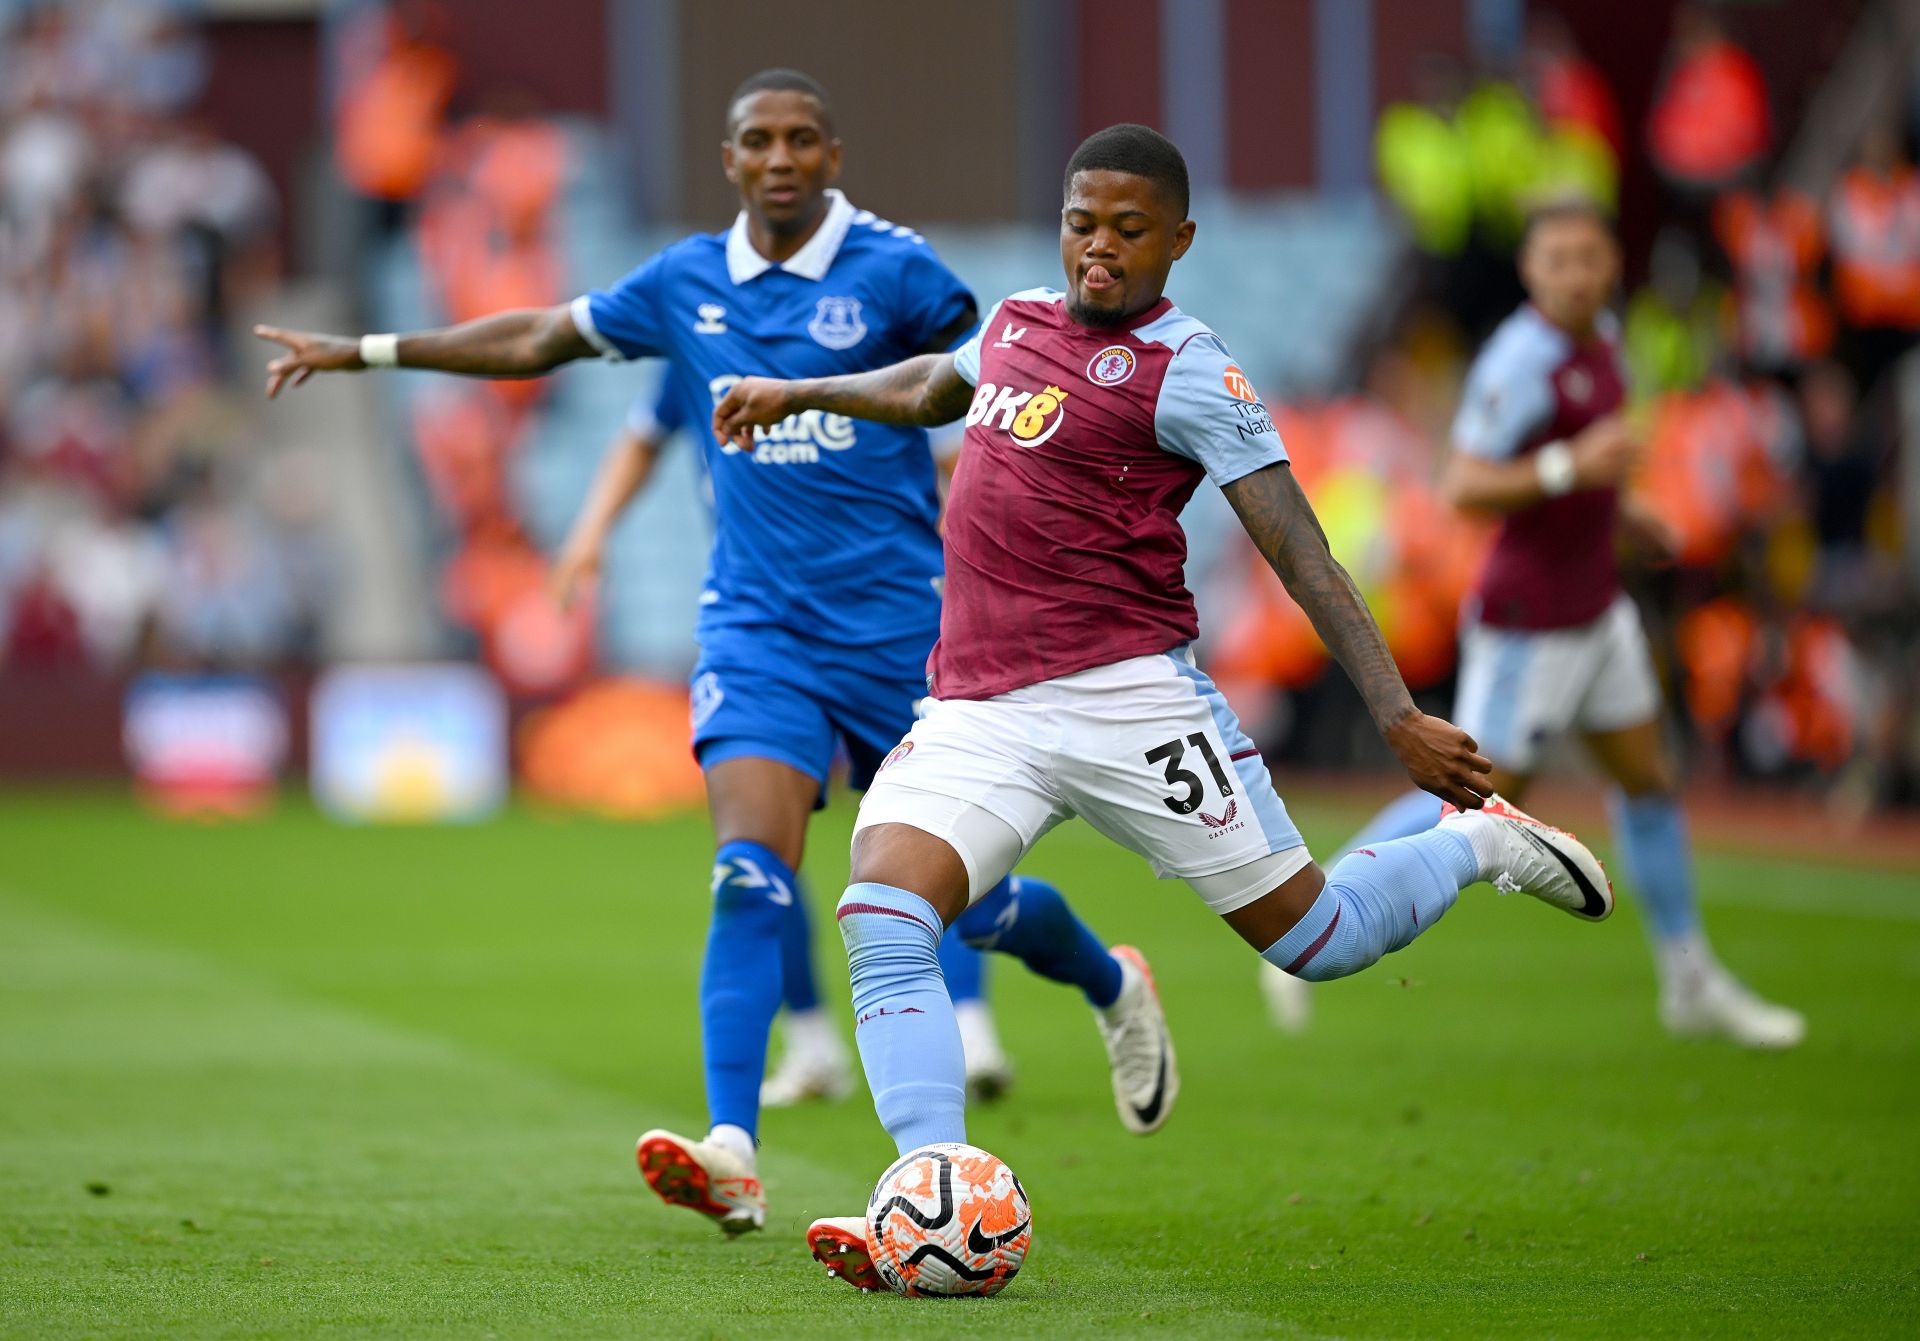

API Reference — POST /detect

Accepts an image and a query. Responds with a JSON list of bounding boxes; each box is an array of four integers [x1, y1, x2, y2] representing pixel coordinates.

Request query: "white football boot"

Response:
[[806, 1216, 884, 1293], [1441, 794, 1614, 921], [760, 1010, 855, 1108], [956, 999, 1016, 1102], [1096, 945, 1179, 1134], [1659, 940, 1806, 1049], [1258, 958, 1313, 1033], [635, 1128, 765, 1236]]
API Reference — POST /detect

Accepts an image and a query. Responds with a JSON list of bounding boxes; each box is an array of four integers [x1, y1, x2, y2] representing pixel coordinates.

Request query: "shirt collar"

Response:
[[724, 189, 856, 285]]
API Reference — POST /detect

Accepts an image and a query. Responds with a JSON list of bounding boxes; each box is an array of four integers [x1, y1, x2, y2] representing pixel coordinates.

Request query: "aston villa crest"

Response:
[[808, 296, 867, 350]]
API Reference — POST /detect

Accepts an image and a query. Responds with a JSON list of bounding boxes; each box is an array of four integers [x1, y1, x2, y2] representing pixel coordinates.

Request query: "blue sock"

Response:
[[838, 882, 967, 1154], [1260, 829, 1475, 981], [777, 876, 820, 1013], [954, 875, 1123, 1009], [1343, 788, 1445, 853], [1606, 791, 1700, 941], [700, 840, 795, 1138], [937, 928, 987, 1005]]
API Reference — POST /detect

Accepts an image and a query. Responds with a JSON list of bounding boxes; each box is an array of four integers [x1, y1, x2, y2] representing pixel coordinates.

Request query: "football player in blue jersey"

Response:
[[257, 69, 1169, 1238], [551, 376, 1015, 1108]]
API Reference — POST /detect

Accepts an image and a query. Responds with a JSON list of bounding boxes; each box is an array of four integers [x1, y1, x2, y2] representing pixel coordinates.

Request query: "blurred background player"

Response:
[[255, 69, 1155, 1237], [713, 125, 1620, 1290], [1317, 199, 1804, 1049], [549, 376, 1014, 1105]]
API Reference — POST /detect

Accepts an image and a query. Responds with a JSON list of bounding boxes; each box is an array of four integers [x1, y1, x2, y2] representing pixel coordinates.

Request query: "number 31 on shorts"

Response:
[[1144, 733, 1235, 816]]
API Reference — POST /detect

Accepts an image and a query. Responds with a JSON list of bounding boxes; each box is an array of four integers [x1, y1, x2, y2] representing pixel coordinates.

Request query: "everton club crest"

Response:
[[808, 296, 867, 350]]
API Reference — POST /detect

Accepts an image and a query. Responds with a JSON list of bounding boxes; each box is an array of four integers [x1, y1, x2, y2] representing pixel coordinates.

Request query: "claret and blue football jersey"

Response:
[[571, 189, 974, 655]]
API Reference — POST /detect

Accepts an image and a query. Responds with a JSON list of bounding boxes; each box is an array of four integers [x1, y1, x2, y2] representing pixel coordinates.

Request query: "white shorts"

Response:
[[1453, 593, 1662, 773], [854, 648, 1313, 915]]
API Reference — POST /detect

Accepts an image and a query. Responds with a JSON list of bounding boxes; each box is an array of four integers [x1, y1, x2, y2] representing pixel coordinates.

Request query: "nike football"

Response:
[[865, 1142, 1031, 1297]]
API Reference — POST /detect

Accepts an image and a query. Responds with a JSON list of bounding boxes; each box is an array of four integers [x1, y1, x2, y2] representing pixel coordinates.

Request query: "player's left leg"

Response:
[[1575, 598, 1804, 1048], [1218, 795, 1610, 982], [1583, 718, 1806, 1048]]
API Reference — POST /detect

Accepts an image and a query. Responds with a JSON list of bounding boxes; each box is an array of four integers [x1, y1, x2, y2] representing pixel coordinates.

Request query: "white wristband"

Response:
[[359, 333, 399, 368], [1534, 440, 1576, 497]]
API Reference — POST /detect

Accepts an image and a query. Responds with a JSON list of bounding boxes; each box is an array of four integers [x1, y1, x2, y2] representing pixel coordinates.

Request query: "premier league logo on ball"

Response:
[[809, 296, 868, 350]]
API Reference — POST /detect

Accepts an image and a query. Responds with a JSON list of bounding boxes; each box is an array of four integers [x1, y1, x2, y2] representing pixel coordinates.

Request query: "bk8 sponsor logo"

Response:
[[708, 375, 857, 463], [964, 381, 1070, 447]]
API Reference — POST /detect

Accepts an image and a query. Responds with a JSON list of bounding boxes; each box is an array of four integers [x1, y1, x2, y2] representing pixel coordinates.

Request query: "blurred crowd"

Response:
[[1243, 3, 1919, 810], [331, 0, 594, 702], [0, 0, 328, 675]]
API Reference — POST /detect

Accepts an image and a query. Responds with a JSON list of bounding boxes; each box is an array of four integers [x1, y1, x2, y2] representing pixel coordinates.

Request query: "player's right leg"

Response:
[[635, 650, 839, 1236], [856, 705, 1168, 1138]]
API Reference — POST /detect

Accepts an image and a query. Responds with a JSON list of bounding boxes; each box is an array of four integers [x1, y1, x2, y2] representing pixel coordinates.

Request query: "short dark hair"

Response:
[[1521, 194, 1614, 244], [726, 68, 833, 137], [1063, 123, 1190, 218]]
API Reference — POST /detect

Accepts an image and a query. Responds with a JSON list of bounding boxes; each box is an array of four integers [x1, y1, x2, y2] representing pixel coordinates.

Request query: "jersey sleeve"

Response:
[[1152, 333, 1289, 486], [895, 243, 977, 354], [951, 295, 1007, 386], [1450, 338, 1558, 460], [625, 373, 692, 440], [571, 253, 670, 362]]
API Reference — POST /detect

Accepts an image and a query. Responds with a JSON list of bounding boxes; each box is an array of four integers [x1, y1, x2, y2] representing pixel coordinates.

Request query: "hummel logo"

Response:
[[694, 303, 727, 334], [992, 321, 1027, 348], [713, 856, 793, 906]]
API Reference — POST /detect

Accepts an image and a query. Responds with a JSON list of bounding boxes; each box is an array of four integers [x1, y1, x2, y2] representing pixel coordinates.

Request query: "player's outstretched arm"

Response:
[[710, 354, 972, 450], [1222, 461, 1492, 810], [255, 304, 595, 399]]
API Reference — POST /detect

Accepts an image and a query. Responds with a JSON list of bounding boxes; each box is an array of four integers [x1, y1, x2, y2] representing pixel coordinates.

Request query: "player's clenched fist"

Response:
[[711, 377, 794, 451], [254, 325, 363, 399], [1383, 712, 1492, 811], [1569, 413, 1639, 488]]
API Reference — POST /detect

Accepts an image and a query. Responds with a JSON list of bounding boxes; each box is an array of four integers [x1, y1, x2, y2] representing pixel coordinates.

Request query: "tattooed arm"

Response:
[[1222, 461, 1491, 809], [711, 354, 973, 448]]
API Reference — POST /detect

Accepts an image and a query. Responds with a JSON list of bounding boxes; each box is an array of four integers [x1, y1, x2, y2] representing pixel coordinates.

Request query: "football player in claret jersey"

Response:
[[714, 124, 1617, 1292], [1325, 201, 1804, 1048], [550, 376, 1015, 1106], [255, 71, 1169, 1239]]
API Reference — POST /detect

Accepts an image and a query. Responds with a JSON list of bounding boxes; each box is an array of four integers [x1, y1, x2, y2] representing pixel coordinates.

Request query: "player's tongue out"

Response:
[[1083, 265, 1119, 291]]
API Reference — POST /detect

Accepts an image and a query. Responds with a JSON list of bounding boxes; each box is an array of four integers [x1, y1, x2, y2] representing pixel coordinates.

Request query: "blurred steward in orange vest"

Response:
[[1525, 13, 1623, 168], [1649, 5, 1771, 197], [1640, 376, 1798, 570], [1827, 124, 1920, 395], [334, 0, 458, 217], [1714, 187, 1832, 375]]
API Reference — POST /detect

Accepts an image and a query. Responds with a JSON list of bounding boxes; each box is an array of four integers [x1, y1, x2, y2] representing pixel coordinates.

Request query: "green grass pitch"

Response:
[[2, 788, 1916, 1339]]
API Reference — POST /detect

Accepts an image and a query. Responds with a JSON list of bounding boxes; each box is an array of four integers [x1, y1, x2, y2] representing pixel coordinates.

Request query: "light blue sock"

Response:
[[700, 840, 794, 1137], [1606, 791, 1700, 941], [953, 875, 1124, 1008], [937, 928, 987, 1005], [838, 883, 967, 1154], [777, 876, 820, 1013], [1260, 829, 1476, 981], [1343, 788, 1445, 853]]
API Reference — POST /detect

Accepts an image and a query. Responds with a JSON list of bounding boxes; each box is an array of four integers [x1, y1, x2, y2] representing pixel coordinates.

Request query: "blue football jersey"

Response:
[[571, 190, 974, 649], [623, 369, 696, 441]]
